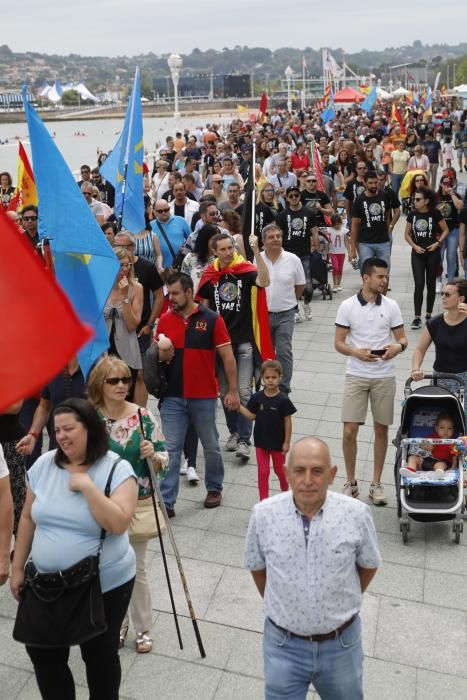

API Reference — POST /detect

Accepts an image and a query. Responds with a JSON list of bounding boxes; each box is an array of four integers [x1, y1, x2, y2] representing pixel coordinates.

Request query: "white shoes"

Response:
[[304, 303, 312, 321], [180, 459, 188, 475], [180, 459, 199, 484]]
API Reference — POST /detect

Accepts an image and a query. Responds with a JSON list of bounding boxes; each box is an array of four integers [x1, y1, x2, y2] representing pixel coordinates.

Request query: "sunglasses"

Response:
[[307, 179, 317, 183], [105, 377, 132, 385], [288, 193, 300, 199], [156, 208, 170, 213], [22, 215, 38, 221], [440, 291, 455, 298]]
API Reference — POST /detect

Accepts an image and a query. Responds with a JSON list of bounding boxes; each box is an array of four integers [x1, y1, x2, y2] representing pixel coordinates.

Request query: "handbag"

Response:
[[155, 220, 185, 271], [129, 495, 166, 542], [13, 459, 120, 648]]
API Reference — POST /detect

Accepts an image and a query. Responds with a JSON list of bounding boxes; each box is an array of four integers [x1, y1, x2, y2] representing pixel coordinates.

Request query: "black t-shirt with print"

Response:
[[407, 209, 444, 249], [437, 194, 460, 231], [276, 207, 318, 258], [255, 202, 276, 237], [246, 390, 297, 451], [300, 190, 331, 227], [351, 193, 389, 244], [134, 257, 163, 331], [344, 179, 366, 204], [197, 270, 258, 345]]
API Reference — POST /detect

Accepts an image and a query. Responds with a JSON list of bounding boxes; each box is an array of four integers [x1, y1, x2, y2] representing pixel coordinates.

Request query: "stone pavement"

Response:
[[2, 189, 467, 699]]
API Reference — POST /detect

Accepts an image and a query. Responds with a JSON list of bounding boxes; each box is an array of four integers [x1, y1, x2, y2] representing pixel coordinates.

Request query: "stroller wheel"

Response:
[[328, 289, 333, 300], [400, 521, 409, 544], [453, 521, 463, 544]]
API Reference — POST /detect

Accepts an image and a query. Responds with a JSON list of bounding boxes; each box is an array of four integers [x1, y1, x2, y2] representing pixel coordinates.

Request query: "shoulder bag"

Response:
[[155, 220, 185, 271], [13, 458, 121, 648]]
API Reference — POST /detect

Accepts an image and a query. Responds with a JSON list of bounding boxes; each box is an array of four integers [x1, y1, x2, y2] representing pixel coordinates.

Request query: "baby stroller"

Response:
[[310, 230, 332, 300], [394, 373, 466, 544]]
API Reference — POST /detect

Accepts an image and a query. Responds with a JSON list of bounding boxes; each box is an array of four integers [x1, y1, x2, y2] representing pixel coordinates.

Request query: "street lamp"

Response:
[[285, 65, 293, 112], [167, 53, 183, 119]]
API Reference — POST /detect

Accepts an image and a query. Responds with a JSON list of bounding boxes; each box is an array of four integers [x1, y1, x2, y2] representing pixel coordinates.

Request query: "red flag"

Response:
[[0, 207, 92, 412], [259, 93, 268, 120], [311, 144, 331, 226], [391, 104, 406, 134]]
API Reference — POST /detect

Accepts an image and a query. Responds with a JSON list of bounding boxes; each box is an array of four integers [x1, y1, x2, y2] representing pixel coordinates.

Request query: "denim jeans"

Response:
[[269, 308, 295, 393], [299, 255, 313, 303], [439, 227, 459, 282], [263, 616, 363, 700], [159, 397, 224, 507], [358, 241, 391, 272], [390, 173, 404, 198], [217, 341, 254, 444]]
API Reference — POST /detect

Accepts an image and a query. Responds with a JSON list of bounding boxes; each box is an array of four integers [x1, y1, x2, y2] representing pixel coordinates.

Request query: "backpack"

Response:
[[142, 341, 168, 399]]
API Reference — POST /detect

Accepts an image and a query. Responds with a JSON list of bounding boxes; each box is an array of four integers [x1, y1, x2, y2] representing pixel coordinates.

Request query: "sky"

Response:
[[3, 0, 467, 57]]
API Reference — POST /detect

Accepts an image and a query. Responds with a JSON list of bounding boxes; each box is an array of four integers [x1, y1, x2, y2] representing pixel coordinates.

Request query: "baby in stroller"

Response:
[[400, 412, 455, 480]]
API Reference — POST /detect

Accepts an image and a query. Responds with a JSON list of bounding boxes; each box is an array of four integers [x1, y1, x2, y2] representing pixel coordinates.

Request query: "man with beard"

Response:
[[277, 187, 319, 322], [350, 171, 391, 271]]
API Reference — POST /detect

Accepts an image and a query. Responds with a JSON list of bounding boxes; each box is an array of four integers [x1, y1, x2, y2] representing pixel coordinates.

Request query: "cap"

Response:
[[286, 185, 301, 196]]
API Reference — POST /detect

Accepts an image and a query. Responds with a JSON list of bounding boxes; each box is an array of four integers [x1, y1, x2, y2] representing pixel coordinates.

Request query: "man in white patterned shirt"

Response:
[[244, 437, 380, 700]]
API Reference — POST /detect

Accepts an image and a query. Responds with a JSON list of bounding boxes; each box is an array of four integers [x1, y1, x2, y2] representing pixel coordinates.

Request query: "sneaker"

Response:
[[436, 281, 442, 293], [204, 490, 222, 508], [333, 287, 339, 293], [369, 482, 388, 506], [337, 286, 342, 291], [180, 459, 188, 476], [304, 303, 312, 320], [411, 317, 422, 330], [400, 467, 417, 479], [186, 466, 200, 484], [294, 312, 303, 324], [225, 433, 239, 451], [236, 441, 250, 459], [343, 480, 359, 498]]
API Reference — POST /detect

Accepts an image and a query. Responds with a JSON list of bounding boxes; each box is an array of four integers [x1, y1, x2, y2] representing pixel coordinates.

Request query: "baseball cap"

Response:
[[286, 185, 301, 196]]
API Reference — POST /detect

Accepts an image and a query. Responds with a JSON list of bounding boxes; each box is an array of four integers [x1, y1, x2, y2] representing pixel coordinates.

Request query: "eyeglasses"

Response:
[[104, 377, 132, 385], [440, 291, 455, 298], [22, 215, 38, 221], [156, 207, 170, 213]]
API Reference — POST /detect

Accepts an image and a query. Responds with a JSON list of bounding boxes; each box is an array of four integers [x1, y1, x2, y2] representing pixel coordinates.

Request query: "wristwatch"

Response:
[[399, 343, 406, 353]]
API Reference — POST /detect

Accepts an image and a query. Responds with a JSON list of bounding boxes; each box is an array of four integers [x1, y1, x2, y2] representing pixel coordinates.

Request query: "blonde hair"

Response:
[[113, 246, 135, 281], [87, 355, 132, 407]]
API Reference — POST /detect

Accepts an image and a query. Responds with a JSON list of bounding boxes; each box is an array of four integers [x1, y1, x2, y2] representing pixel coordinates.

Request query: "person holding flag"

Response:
[[0, 172, 15, 210], [6, 142, 38, 213]]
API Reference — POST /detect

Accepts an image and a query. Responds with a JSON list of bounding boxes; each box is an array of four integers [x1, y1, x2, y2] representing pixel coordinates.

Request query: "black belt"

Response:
[[269, 614, 357, 642]]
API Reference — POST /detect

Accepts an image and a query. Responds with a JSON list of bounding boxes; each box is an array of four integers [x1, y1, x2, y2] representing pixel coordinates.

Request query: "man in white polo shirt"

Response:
[[335, 257, 407, 505], [261, 223, 305, 394]]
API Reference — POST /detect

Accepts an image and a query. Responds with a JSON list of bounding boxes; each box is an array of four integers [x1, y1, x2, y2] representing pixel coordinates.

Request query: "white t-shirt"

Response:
[[335, 292, 404, 378], [328, 226, 348, 254], [0, 444, 8, 479]]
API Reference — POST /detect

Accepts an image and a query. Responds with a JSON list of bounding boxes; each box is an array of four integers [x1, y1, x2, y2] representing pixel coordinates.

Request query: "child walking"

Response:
[[327, 213, 349, 292], [239, 360, 297, 500]]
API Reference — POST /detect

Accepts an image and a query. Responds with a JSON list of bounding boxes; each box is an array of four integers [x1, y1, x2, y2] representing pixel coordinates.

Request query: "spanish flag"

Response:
[[196, 253, 276, 361], [391, 103, 406, 134], [8, 141, 38, 212]]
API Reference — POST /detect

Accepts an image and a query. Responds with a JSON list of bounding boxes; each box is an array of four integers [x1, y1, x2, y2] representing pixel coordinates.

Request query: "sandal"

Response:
[[135, 632, 153, 653], [119, 626, 128, 649]]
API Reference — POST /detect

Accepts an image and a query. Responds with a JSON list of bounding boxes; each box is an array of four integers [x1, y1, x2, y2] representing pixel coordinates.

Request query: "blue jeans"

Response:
[[264, 616, 363, 700], [217, 341, 254, 444], [159, 397, 224, 507], [358, 241, 391, 272], [439, 227, 459, 282], [299, 255, 313, 303], [269, 308, 295, 393], [390, 173, 404, 198]]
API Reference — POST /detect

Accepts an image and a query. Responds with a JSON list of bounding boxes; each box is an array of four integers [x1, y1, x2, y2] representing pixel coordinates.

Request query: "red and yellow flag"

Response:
[[391, 103, 406, 134], [8, 142, 38, 212]]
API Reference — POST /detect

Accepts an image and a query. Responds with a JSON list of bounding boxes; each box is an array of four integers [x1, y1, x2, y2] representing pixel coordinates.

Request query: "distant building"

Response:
[[153, 74, 251, 99]]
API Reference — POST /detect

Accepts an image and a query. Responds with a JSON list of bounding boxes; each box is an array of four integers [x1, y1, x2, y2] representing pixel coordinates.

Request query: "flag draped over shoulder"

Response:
[[8, 141, 38, 212], [196, 254, 275, 361], [23, 87, 119, 378], [0, 207, 91, 412], [100, 67, 145, 233]]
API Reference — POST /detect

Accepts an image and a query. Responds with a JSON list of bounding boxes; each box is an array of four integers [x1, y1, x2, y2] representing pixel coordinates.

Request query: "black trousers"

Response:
[[183, 422, 198, 467], [26, 577, 134, 700], [411, 249, 440, 317]]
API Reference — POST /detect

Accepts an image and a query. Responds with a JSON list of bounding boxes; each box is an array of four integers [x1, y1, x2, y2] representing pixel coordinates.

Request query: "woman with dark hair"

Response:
[[10, 398, 137, 700], [336, 149, 354, 183], [404, 186, 449, 329], [97, 152, 108, 167], [412, 278, 467, 396], [182, 224, 219, 291], [0, 171, 15, 209], [436, 175, 464, 282]]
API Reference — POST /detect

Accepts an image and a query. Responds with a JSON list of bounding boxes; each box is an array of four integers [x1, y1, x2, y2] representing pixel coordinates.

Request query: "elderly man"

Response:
[[260, 223, 305, 393], [81, 182, 105, 225], [151, 198, 191, 271], [245, 436, 380, 700], [0, 445, 13, 585]]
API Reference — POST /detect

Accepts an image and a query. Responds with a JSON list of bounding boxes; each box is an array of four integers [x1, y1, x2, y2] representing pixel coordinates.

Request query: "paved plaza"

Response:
[[2, 203, 467, 699]]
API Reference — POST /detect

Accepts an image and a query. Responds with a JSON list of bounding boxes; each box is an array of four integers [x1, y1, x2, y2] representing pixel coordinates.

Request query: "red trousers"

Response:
[[255, 447, 289, 500]]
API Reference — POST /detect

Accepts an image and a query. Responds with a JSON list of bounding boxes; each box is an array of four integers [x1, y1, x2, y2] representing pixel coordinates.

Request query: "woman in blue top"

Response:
[[10, 398, 138, 700]]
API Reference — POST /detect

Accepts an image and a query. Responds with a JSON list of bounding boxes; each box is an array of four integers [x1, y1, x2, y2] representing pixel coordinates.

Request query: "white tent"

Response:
[[453, 84, 467, 95], [47, 80, 64, 103], [74, 82, 99, 103], [39, 82, 51, 98], [377, 87, 391, 100], [63, 81, 74, 92], [392, 86, 409, 97]]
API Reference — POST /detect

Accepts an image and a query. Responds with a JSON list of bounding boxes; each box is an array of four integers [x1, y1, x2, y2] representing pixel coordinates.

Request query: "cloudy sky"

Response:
[[3, 0, 466, 57]]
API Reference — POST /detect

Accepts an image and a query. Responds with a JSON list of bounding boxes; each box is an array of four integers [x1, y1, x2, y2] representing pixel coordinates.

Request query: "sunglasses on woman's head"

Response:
[[105, 377, 132, 385]]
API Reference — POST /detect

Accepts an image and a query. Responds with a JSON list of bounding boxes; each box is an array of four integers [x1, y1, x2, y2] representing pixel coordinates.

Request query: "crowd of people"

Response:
[[1, 95, 467, 699]]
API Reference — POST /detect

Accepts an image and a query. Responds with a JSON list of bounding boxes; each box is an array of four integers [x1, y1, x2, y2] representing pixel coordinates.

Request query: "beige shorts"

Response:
[[341, 375, 396, 426]]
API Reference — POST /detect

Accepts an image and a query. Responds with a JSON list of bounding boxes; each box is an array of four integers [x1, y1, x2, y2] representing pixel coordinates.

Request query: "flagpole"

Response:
[[117, 67, 139, 232], [250, 138, 256, 242]]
